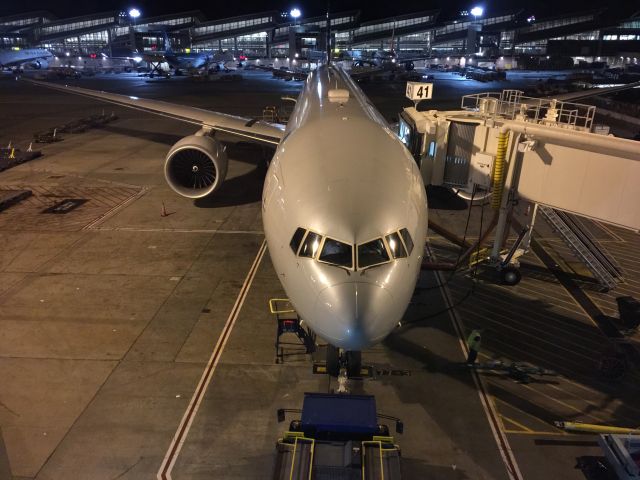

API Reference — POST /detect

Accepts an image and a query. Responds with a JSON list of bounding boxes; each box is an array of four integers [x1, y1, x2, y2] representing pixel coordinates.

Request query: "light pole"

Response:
[[470, 6, 483, 22], [129, 8, 141, 27], [289, 8, 302, 65], [290, 8, 301, 25], [128, 8, 141, 53]]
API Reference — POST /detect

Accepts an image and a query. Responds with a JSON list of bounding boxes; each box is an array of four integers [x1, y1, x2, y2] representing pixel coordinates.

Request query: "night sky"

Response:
[[0, 0, 624, 22]]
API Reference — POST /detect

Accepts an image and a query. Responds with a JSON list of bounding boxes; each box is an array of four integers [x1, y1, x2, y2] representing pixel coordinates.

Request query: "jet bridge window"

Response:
[[385, 232, 407, 259], [319, 238, 353, 269], [400, 228, 414, 255], [299, 231, 322, 258], [357, 238, 390, 269], [290, 227, 306, 254]]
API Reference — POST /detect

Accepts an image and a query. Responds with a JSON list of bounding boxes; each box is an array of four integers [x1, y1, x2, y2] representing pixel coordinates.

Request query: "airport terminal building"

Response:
[[1, 7, 639, 68]]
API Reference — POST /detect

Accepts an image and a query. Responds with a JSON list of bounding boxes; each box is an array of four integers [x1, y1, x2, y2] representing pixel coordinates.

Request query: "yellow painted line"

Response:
[[519, 383, 608, 424], [488, 381, 573, 434], [503, 430, 568, 436], [500, 415, 534, 433]]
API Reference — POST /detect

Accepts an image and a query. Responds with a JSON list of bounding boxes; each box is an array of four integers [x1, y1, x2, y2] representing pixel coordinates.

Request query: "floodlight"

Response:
[[470, 6, 483, 17], [290, 8, 301, 18], [129, 8, 141, 19]]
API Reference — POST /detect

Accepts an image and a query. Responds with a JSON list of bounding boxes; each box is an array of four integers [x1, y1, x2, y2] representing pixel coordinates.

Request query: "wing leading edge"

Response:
[[23, 79, 285, 146]]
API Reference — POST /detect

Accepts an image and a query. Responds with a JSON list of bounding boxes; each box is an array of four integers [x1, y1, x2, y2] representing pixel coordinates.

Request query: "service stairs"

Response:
[[539, 205, 624, 290]]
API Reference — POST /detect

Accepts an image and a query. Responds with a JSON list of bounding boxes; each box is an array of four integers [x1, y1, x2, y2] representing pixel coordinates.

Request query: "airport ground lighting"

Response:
[[471, 6, 484, 20], [290, 8, 301, 19], [128, 8, 141, 19]]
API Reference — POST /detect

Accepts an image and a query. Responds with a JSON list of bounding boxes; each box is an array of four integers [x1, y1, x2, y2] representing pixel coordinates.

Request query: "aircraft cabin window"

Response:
[[386, 232, 407, 259], [319, 238, 353, 269], [400, 228, 414, 255], [357, 238, 390, 269], [299, 232, 322, 258], [290, 227, 306, 254]]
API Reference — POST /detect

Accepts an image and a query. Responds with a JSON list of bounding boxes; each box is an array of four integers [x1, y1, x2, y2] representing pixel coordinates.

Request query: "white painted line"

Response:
[[83, 187, 147, 230], [157, 239, 267, 480], [427, 244, 524, 480]]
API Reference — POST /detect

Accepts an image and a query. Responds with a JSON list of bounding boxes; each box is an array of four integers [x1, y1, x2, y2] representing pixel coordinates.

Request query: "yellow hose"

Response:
[[491, 131, 509, 211], [555, 421, 640, 435]]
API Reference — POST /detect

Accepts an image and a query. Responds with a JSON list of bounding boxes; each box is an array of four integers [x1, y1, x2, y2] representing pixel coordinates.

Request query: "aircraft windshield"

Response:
[[319, 238, 353, 268], [290, 227, 306, 254], [299, 231, 322, 258], [400, 228, 414, 255], [385, 232, 407, 259], [357, 238, 390, 269], [291, 227, 414, 271]]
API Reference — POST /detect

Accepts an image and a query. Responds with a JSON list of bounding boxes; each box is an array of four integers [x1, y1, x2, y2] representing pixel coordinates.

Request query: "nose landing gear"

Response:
[[326, 345, 362, 378]]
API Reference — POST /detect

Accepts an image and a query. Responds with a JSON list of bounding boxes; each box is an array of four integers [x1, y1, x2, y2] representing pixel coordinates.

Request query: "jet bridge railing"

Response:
[[460, 92, 596, 131]]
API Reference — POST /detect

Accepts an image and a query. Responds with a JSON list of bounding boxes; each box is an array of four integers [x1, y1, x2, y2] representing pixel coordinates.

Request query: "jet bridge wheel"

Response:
[[500, 265, 522, 286]]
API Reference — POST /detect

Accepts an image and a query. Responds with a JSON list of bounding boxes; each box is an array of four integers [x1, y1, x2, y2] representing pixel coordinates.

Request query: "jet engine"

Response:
[[164, 134, 228, 198], [32, 59, 49, 69]]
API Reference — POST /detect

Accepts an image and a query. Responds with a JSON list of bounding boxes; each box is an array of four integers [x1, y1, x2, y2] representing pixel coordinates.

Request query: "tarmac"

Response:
[[0, 69, 637, 480]]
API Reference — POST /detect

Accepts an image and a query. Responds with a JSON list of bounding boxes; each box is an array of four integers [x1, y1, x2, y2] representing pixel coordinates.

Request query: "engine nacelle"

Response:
[[164, 134, 228, 199], [32, 59, 49, 69]]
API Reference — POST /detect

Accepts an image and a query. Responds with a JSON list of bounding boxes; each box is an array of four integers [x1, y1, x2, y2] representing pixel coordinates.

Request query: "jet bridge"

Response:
[[399, 89, 640, 285]]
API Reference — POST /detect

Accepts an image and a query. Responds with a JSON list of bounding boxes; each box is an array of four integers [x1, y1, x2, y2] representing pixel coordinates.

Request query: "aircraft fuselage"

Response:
[[262, 66, 428, 351]]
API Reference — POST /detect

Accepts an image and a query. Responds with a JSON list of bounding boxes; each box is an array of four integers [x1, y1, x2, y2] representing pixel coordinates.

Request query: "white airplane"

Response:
[[25, 65, 428, 376], [0, 47, 53, 70], [150, 32, 238, 74]]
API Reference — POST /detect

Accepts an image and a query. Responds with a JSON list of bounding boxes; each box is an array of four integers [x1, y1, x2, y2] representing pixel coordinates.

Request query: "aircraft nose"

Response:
[[314, 282, 394, 350]]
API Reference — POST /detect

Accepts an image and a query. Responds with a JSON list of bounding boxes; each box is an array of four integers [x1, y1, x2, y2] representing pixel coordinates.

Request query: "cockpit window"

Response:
[[400, 228, 414, 255], [290, 227, 306, 254], [385, 232, 407, 259], [299, 231, 322, 258], [319, 238, 353, 269], [357, 238, 390, 269]]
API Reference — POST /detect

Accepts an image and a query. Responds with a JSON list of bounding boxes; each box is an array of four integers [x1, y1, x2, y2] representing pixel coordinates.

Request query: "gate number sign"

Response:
[[406, 82, 433, 101]]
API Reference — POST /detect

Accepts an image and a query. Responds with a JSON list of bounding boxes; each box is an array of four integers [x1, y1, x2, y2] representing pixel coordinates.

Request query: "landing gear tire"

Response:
[[500, 266, 522, 286], [326, 344, 340, 377], [346, 351, 362, 378]]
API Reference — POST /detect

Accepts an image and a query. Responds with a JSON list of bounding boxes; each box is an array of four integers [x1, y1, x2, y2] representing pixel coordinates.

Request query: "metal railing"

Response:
[[461, 89, 596, 131], [539, 205, 623, 290]]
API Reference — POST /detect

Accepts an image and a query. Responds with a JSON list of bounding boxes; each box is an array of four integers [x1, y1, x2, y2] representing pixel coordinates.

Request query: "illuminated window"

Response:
[[428, 141, 436, 158], [385, 232, 407, 259], [299, 232, 322, 258], [357, 238, 390, 269], [290, 227, 306, 253], [319, 238, 353, 268]]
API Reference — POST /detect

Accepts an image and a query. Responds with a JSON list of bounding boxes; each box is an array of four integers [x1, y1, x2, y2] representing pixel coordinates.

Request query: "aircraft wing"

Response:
[[23, 79, 285, 146], [550, 80, 640, 102]]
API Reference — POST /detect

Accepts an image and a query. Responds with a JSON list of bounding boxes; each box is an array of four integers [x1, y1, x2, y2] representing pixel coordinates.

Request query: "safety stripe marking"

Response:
[[157, 239, 267, 480]]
